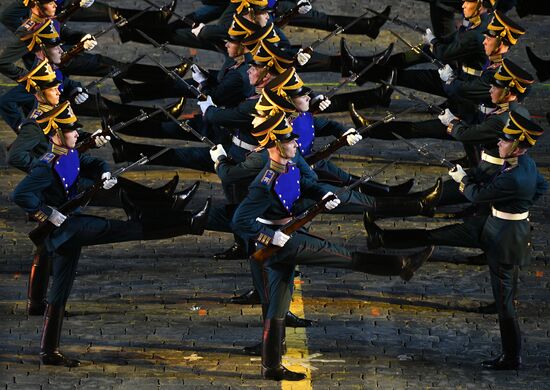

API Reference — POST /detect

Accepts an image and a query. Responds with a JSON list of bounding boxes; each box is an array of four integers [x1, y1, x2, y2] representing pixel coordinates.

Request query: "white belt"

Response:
[[232, 136, 257, 151], [256, 217, 293, 225], [492, 207, 529, 221], [481, 151, 504, 165], [462, 65, 483, 76]]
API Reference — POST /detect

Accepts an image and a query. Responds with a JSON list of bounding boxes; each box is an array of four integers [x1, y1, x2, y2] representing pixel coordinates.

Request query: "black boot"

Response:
[[364, 218, 431, 250], [526, 46, 550, 82], [285, 311, 314, 328], [111, 1, 176, 28], [328, 6, 390, 39], [340, 38, 394, 78], [481, 318, 522, 370], [40, 305, 80, 367], [171, 181, 201, 210], [358, 178, 415, 197], [213, 240, 248, 260], [349, 102, 370, 128], [117, 175, 179, 200], [27, 251, 50, 316], [110, 136, 166, 164], [262, 318, 306, 381], [367, 178, 443, 220], [139, 198, 211, 238], [352, 246, 433, 281], [228, 288, 261, 304]]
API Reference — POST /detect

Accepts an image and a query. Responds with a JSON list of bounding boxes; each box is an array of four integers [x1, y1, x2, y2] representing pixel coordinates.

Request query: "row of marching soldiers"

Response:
[[0, 0, 549, 381]]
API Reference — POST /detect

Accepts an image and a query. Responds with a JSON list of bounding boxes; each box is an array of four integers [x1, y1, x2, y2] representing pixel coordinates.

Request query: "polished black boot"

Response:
[[111, 0, 177, 28], [110, 136, 170, 164], [213, 240, 248, 260], [262, 318, 306, 381], [526, 46, 550, 82], [340, 38, 394, 78], [352, 246, 434, 281], [364, 217, 431, 250], [328, 6, 390, 39], [228, 288, 261, 304], [117, 175, 179, 200], [482, 318, 522, 370], [40, 305, 80, 367], [357, 177, 415, 197], [285, 311, 314, 328], [349, 102, 370, 128], [27, 251, 50, 316]]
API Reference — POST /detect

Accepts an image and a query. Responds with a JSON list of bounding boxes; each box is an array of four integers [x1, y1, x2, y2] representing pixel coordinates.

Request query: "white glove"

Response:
[[73, 87, 89, 104], [191, 22, 206, 37], [91, 129, 110, 148], [80, 34, 97, 51], [79, 0, 94, 7], [438, 108, 458, 126], [101, 172, 118, 190], [296, 49, 311, 66], [343, 128, 362, 146], [272, 230, 291, 247], [317, 95, 331, 111], [198, 95, 216, 114], [191, 64, 207, 84], [449, 164, 467, 183], [47, 208, 67, 227], [209, 144, 227, 162], [297, 0, 312, 14], [322, 192, 341, 210], [423, 28, 436, 44], [438, 64, 454, 82]]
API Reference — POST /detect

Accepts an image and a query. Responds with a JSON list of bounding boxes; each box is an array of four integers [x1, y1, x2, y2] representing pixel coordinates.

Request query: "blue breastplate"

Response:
[[54, 149, 80, 197], [55, 68, 64, 92], [273, 163, 301, 213], [292, 112, 315, 155]]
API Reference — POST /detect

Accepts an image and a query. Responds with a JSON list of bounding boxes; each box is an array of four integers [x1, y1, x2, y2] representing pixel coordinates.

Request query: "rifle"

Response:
[[389, 30, 445, 69], [142, 0, 198, 28], [134, 28, 211, 78], [298, 9, 371, 57], [274, 0, 317, 28], [365, 7, 426, 34], [143, 54, 207, 101], [28, 147, 170, 247], [304, 105, 418, 165], [59, 6, 153, 67], [391, 131, 456, 169], [251, 161, 395, 262], [309, 48, 393, 113], [83, 54, 146, 91], [55, 0, 84, 24], [157, 106, 216, 147], [379, 80, 445, 115]]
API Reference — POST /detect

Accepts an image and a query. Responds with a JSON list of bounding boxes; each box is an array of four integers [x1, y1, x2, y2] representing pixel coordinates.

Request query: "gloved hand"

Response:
[[48, 208, 67, 227], [343, 128, 362, 146], [438, 64, 454, 82], [209, 144, 227, 162], [272, 230, 291, 247], [191, 22, 206, 37], [448, 164, 467, 183], [101, 172, 118, 190], [79, 0, 94, 7], [297, 0, 312, 14], [191, 64, 207, 84], [322, 192, 341, 210], [438, 108, 458, 126], [296, 48, 311, 66], [80, 34, 97, 51], [315, 95, 331, 111], [423, 28, 436, 44], [198, 95, 216, 114], [72, 87, 89, 104], [92, 129, 110, 148]]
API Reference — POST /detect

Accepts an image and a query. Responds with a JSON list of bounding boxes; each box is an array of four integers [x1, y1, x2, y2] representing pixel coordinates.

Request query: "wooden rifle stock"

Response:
[[251, 195, 334, 262]]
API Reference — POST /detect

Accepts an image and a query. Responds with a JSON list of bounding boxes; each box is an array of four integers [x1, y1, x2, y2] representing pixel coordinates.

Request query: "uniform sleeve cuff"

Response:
[[256, 228, 275, 246]]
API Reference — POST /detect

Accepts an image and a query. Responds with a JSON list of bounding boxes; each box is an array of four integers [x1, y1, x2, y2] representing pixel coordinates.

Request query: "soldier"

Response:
[[11, 102, 210, 366], [365, 111, 548, 370], [231, 111, 434, 380]]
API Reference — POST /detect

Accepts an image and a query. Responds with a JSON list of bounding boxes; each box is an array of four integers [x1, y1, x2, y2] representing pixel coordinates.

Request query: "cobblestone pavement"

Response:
[[0, 1, 549, 389]]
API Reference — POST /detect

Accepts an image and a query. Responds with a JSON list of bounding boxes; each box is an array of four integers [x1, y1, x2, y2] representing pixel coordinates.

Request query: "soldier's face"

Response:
[[483, 35, 499, 56], [63, 130, 79, 148], [45, 45, 63, 64], [42, 86, 61, 105], [39, 2, 57, 17], [254, 11, 270, 27], [280, 139, 298, 158], [248, 65, 264, 85], [462, 1, 478, 18], [489, 85, 506, 103], [498, 139, 515, 158], [225, 41, 241, 58], [292, 95, 310, 112]]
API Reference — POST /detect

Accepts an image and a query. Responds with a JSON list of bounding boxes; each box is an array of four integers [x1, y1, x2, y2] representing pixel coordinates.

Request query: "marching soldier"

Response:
[[231, 111, 434, 380], [364, 112, 548, 370]]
